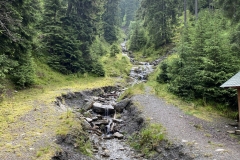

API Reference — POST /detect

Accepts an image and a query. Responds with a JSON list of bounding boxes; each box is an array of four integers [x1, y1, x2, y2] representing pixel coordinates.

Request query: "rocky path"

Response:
[[132, 87, 240, 160]]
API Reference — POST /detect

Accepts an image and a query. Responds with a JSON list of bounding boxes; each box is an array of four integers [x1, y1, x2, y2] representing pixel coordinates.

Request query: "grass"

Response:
[[100, 53, 132, 78], [118, 83, 145, 100], [0, 57, 127, 159], [36, 146, 51, 158], [129, 123, 165, 157], [56, 110, 93, 157]]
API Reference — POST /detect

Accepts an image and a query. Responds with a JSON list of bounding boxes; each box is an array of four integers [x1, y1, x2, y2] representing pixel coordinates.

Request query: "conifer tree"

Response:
[[163, 10, 239, 106], [138, 0, 179, 49], [0, 0, 41, 87], [41, 0, 105, 76], [103, 0, 120, 44]]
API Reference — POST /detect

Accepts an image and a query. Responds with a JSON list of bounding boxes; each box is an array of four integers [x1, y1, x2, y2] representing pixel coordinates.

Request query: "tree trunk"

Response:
[[195, 0, 198, 20], [238, 89, 240, 128], [184, 0, 187, 27]]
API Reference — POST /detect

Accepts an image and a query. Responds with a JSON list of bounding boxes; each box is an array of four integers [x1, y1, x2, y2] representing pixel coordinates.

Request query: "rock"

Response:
[[155, 147, 162, 153], [102, 146, 107, 150], [101, 150, 110, 157], [97, 115, 103, 119], [111, 102, 117, 106], [114, 99, 131, 112], [235, 130, 240, 135], [227, 130, 235, 134], [98, 97, 106, 102], [92, 117, 99, 121], [85, 118, 93, 123], [93, 96, 99, 101], [82, 119, 92, 129], [83, 110, 92, 117], [92, 125, 99, 130], [229, 123, 238, 127], [92, 120, 109, 126], [113, 132, 124, 139], [119, 148, 125, 151], [113, 118, 123, 123], [93, 102, 102, 108], [84, 99, 89, 102], [215, 149, 225, 152], [92, 103, 115, 114], [103, 135, 114, 139], [83, 101, 94, 110], [94, 130, 102, 136]]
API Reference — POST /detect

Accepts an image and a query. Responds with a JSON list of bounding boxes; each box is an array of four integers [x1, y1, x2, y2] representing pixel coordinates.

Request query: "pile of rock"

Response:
[[55, 86, 132, 139], [80, 95, 132, 140]]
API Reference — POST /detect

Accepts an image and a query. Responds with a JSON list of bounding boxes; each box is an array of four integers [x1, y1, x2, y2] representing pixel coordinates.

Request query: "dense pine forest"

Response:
[[1, 0, 240, 111]]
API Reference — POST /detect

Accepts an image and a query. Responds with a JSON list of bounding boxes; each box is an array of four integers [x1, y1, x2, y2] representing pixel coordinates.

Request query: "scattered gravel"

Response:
[[132, 91, 240, 160]]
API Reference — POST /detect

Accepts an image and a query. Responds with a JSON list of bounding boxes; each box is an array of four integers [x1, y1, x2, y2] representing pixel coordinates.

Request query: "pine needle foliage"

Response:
[[158, 10, 240, 108]]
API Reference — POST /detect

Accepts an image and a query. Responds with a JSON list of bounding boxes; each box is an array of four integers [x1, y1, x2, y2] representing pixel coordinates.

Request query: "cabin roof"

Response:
[[220, 72, 240, 88]]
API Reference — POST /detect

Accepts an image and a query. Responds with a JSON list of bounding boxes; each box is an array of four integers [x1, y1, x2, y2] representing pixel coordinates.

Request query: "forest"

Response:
[[128, 0, 240, 110], [0, 0, 239, 110], [1, 0, 240, 159]]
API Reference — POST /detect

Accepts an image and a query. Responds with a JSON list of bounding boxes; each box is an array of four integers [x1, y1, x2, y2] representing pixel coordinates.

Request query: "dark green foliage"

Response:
[[129, 0, 179, 52], [219, 0, 240, 58], [157, 61, 169, 83], [219, 0, 240, 22], [142, 0, 179, 48], [90, 62, 105, 77], [129, 22, 147, 51], [103, 23, 118, 44], [119, 0, 141, 27], [41, 0, 105, 76], [0, 0, 40, 88], [102, 0, 121, 44], [187, 0, 215, 14], [160, 10, 239, 107]]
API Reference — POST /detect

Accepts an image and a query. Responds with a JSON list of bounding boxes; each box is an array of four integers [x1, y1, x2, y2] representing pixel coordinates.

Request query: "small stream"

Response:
[[53, 41, 161, 160], [121, 40, 154, 85]]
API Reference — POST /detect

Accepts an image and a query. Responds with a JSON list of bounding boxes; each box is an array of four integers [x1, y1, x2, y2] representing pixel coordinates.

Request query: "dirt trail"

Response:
[[132, 87, 240, 160], [0, 102, 63, 160]]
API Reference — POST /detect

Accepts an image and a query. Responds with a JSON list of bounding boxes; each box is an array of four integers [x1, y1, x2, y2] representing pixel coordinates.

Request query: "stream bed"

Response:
[[51, 41, 168, 160], [53, 86, 146, 160]]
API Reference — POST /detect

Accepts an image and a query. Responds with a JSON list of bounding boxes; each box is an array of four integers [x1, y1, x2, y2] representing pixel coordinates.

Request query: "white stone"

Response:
[[113, 132, 124, 139], [93, 102, 102, 108], [85, 118, 93, 122], [215, 149, 225, 152]]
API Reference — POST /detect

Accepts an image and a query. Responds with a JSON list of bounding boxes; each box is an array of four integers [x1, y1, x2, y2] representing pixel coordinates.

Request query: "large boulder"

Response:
[[114, 99, 131, 112], [92, 102, 115, 114]]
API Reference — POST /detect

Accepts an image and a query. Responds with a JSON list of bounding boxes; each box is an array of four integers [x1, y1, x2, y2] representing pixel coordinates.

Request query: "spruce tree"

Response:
[[102, 0, 120, 44]]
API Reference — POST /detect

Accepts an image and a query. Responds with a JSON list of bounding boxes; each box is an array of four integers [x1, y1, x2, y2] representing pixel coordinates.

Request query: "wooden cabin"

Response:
[[220, 72, 240, 127]]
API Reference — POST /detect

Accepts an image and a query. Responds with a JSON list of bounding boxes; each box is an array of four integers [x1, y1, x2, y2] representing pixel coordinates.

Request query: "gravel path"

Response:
[[132, 89, 240, 160]]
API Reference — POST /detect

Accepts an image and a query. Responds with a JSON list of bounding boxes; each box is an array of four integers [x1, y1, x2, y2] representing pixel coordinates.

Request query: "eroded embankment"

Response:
[[52, 86, 195, 160]]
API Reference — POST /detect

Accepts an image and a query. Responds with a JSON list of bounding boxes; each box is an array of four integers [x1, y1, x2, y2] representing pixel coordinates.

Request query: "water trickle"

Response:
[[104, 107, 109, 118]]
